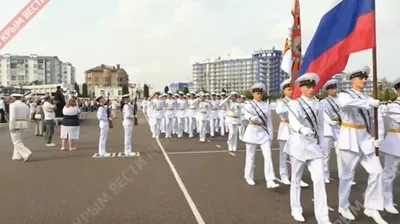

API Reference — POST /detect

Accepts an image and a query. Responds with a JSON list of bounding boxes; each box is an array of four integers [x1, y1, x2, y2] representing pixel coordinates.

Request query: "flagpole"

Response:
[[372, 0, 379, 156]]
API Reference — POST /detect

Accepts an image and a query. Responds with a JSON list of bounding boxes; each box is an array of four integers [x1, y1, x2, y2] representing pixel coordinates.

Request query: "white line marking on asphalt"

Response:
[[167, 150, 228, 155], [207, 140, 211, 142], [117, 152, 141, 157], [312, 199, 335, 212], [144, 114, 205, 224], [216, 145, 221, 148], [229, 152, 236, 156]]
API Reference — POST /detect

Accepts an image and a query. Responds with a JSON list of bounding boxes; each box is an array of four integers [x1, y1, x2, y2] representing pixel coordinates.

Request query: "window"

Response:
[[11, 75, 16, 80], [10, 63, 17, 68], [38, 59, 43, 63], [100, 90, 104, 95], [38, 64, 43, 69], [118, 90, 122, 95]]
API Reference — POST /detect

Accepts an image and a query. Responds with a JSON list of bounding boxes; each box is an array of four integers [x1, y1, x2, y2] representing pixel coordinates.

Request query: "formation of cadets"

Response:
[[142, 65, 399, 224]]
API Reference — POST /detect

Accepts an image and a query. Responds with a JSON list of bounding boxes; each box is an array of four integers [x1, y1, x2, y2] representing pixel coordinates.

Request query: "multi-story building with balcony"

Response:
[[84, 64, 129, 95], [0, 54, 75, 86], [192, 48, 289, 94], [62, 62, 76, 85]]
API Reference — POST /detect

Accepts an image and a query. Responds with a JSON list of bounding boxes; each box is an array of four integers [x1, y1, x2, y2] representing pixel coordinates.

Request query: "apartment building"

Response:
[[169, 82, 193, 93], [0, 54, 75, 86], [84, 64, 129, 94], [62, 62, 76, 85], [192, 48, 289, 94]]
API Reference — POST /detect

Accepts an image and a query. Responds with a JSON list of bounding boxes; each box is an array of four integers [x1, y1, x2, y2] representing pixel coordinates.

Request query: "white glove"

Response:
[[329, 121, 339, 126], [373, 139, 382, 148], [300, 127, 314, 137], [369, 99, 380, 108]]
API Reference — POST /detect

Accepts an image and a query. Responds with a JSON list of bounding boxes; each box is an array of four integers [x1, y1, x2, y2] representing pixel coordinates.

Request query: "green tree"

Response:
[[143, 84, 149, 98], [201, 87, 207, 93], [242, 90, 253, 99], [183, 87, 189, 94], [136, 90, 141, 98], [82, 83, 88, 96], [122, 85, 130, 95], [164, 85, 169, 93], [74, 82, 80, 95]]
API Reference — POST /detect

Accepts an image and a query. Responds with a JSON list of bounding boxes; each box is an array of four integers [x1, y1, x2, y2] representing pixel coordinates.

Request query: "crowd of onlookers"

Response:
[[0, 93, 97, 150]]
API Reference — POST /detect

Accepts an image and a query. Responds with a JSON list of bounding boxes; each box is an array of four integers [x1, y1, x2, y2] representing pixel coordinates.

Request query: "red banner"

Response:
[[290, 0, 302, 87], [0, 0, 50, 51]]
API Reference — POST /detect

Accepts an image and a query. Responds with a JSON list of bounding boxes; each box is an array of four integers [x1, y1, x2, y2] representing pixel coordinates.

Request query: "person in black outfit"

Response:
[[53, 86, 66, 119]]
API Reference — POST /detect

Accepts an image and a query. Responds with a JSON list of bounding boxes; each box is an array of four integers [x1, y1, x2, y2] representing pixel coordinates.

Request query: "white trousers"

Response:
[[238, 120, 248, 140], [290, 157, 329, 221], [98, 123, 109, 155], [11, 130, 32, 160], [323, 136, 339, 179], [209, 118, 218, 137], [176, 117, 184, 137], [227, 123, 239, 151], [198, 120, 207, 141], [165, 117, 174, 138], [219, 117, 226, 135], [188, 117, 196, 137], [278, 140, 289, 179], [244, 141, 275, 182], [151, 118, 162, 137], [338, 149, 384, 210], [123, 124, 133, 154], [383, 153, 400, 207]]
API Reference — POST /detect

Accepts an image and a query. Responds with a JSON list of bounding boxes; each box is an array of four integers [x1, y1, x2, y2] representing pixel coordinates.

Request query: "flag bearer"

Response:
[[284, 73, 330, 223], [380, 78, 400, 215], [220, 92, 241, 152], [121, 94, 137, 156], [320, 79, 342, 183], [242, 83, 279, 188], [337, 66, 387, 224], [275, 79, 309, 187]]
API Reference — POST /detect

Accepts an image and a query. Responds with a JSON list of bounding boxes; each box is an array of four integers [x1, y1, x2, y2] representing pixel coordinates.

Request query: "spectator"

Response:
[[43, 96, 56, 147], [29, 98, 37, 120], [0, 96, 6, 123], [60, 99, 80, 150], [34, 100, 44, 136]]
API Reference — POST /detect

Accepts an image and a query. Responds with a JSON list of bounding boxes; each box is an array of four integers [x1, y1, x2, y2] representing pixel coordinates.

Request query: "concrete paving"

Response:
[[0, 111, 398, 224]]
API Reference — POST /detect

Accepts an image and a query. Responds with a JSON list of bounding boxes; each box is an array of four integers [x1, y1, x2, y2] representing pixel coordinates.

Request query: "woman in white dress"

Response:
[[60, 99, 80, 150]]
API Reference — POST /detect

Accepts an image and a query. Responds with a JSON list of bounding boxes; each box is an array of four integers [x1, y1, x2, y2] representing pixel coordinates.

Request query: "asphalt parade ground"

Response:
[[0, 112, 398, 224]]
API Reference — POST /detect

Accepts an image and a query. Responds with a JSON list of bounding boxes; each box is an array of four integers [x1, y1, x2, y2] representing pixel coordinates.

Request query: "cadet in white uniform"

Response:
[[219, 92, 228, 136], [96, 96, 112, 157], [187, 93, 198, 137], [121, 94, 137, 156], [209, 93, 220, 137], [320, 79, 342, 183], [196, 93, 210, 142], [151, 93, 165, 138], [275, 79, 309, 187], [220, 92, 241, 152], [176, 92, 187, 138], [337, 66, 387, 224], [284, 73, 330, 223], [9, 93, 32, 162], [164, 92, 176, 138], [380, 78, 400, 215], [242, 83, 279, 188]]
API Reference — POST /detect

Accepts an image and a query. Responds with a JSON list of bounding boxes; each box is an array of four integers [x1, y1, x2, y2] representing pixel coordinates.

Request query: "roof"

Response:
[[85, 65, 117, 73]]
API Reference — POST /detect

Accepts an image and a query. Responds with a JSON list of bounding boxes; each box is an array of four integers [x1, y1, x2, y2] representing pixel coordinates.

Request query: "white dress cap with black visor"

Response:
[[250, 83, 266, 93], [295, 73, 320, 87], [345, 65, 370, 80]]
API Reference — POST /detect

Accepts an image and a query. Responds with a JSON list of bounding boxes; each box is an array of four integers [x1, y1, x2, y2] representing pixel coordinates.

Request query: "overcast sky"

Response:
[[0, 0, 399, 90]]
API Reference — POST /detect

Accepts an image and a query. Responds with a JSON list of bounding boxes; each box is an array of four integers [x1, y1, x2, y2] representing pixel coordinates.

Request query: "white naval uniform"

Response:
[[275, 97, 292, 181], [381, 100, 400, 210], [219, 100, 228, 136], [209, 100, 220, 137], [196, 99, 210, 142], [220, 97, 241, 151], [238, 102, 248, 140], [320, 96, 341, 180], [164, 98, 177, 138], [9, 100, 32, 161], [151, 99, 165, 138], [186, 98, 198, 137], [337, 90, 384, 212], [242, 100, 276, 184], [96, 106, 110, 156], [122, 103, 134, 155], [284, 96, 329, 222], [176, 98, 187, 138]]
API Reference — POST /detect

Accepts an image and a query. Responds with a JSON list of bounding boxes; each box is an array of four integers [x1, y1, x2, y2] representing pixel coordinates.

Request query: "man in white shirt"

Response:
[[43, 96, 56, 147]]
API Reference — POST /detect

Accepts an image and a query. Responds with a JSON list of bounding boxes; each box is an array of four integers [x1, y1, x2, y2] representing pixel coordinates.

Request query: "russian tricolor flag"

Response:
[[293, 0, 376, 98]]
